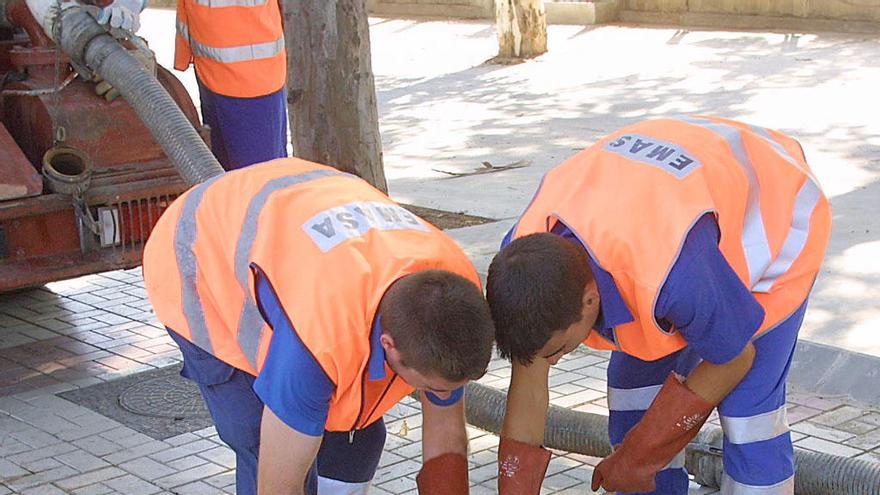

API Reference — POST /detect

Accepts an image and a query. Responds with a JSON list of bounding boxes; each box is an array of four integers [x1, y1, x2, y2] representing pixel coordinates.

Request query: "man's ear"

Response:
[[380, 333, 396, 353], [581, 280, 599, 315]]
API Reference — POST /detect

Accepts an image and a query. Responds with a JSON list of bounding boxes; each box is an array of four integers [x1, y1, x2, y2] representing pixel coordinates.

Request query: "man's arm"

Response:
[[497, 358, 553, 495], [501, 358, 550, 444], [257, 406, 322, 495], [686, 341, 756, 404], [415, 391, 470, 494]]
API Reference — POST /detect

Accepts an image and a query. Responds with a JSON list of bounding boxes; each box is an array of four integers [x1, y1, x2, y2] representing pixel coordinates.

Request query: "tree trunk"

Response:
[[495, 0, 547, 59], [282, 0, 387, 192]]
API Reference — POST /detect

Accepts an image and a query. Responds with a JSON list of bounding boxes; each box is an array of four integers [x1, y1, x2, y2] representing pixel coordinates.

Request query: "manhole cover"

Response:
[[119, 374, 208, 419]]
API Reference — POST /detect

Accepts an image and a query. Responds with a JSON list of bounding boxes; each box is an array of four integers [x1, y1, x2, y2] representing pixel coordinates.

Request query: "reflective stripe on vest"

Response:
[[233, 170, 347, 367], [675, 116, 772, 290], [674, 117, 823, 293], [720, 405, 789, 445], [175, 176, 223, 354], [175, 169, 345, 359], [177, 20, 284, 64]]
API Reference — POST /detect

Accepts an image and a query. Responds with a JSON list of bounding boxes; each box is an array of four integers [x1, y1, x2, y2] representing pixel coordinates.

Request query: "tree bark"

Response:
[[282, 0, 387, 192], [495, 0, 548, 59]]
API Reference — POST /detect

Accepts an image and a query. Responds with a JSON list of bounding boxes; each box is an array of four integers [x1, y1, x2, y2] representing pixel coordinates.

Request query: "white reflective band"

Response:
[[607, 384, 662, 411], [722, 473, 794, 495], [749, 126, 800, 169], [232, 170, 345, 367], [317, 476, 370, 495], [721, 406, 789, 445], [176, 21, 284, 64], [676, 116, 773, 290], [751, 178, 821, 293], [191, 0, 267, 6]]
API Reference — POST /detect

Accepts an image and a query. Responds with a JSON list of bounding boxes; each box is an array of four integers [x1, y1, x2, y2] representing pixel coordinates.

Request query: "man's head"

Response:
[[487, 233, 599, 366], [379, 270, 494, 397]]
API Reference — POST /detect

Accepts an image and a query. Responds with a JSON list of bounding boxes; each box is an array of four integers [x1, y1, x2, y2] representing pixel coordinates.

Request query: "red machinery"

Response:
[[0, 0, 199, 291]]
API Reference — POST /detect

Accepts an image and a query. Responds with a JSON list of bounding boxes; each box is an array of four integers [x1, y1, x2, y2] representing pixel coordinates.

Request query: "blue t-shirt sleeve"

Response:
[[250, 264, 335, 437], [656, 215, 765, 365], [424, 387, 464, 407]]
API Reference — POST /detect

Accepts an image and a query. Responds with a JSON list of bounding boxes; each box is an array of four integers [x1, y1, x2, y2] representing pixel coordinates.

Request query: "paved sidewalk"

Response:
[[1, 270, 879, 494]]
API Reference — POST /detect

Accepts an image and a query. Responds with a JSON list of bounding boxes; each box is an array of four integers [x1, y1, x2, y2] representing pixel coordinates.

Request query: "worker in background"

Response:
[[143, 157, 495, 495], [486, 116, 831, 495], [174, 0, 287, 169]]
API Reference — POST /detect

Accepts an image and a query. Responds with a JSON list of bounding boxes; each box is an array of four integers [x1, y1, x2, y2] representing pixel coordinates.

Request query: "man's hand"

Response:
[[95, 0, 145, 32], [416, 391, 469, 494], [257, 406, 321, 495], [591, 343, 756, 493]]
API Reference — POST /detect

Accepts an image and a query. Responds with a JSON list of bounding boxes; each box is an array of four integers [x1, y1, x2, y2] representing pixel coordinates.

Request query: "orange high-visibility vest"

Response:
[[143, 158, 482, 431], [174, 0, 286, 98], [512, 116, 831, 361]]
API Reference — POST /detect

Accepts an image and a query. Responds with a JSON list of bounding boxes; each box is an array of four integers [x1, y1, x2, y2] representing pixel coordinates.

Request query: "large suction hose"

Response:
[[465, 382, 880, 494], [57, 6, 223, 185]]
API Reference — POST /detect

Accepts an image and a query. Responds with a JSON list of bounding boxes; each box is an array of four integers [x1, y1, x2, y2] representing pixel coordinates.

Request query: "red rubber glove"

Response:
[[416, 453, 469, 495], [498, 437, 551, 494], [591, 373, 715, 493]]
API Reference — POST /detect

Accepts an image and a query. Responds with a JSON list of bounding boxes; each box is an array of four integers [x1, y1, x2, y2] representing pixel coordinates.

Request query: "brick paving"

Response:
[[0, 269, 878, 493]]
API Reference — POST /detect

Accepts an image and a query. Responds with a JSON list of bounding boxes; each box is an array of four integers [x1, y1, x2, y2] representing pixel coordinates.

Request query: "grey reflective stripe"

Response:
[[752, 179, 821, 293], [607, 384, 662, 411], [749, 125, 800, 168], [722, 473, 794, 495], [676, 116, 772, 289], [234, 170, 347, 367], [190, 0, 267, 7], [175, 176, 223, 354], [721, 405, 789, 445], [176, 20, 284, 64]]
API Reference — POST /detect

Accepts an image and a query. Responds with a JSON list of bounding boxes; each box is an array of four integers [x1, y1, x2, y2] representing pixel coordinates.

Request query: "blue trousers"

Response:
[[168, 330, 385, 495], [197, 79, 289, 171], [606, 301, 807, 495]]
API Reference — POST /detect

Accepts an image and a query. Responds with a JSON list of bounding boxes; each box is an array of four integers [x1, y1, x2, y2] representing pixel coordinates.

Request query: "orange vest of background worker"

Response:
[[487, 116, 830, 494], [144, 158, 495, 495], [174, 0, 288, 170]]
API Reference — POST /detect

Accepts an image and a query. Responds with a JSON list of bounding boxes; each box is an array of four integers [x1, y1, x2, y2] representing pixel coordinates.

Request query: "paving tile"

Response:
[[71, 484, 115, 495], [20, 484, 69, 495], [791, 421, 857, 443], [55, 450, 112, 473], [794, 436, 863, 458], [102, 474, 163, 495], [153, 463, 226, 489], [197, 446, 236, 469], [0, 457, 29, 479], [843, 428, 880, 451], [119, 457, 177, 481], [53, 467, 127, 491], [102, 440, 169, 465], [811, 405, 867, 427], [165, 455, 209, 472], [6, 466, 80, 491]]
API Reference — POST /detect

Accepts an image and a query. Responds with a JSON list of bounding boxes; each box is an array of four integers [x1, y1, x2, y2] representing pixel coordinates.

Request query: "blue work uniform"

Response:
[[502, 213, 804, 495], [169, 272, 462, 495], [197, 79, 289, 171]]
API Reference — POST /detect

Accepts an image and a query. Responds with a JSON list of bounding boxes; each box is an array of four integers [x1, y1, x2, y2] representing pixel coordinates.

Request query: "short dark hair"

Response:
[[487, 233, 594, 366], [381, 270, 494, 382]]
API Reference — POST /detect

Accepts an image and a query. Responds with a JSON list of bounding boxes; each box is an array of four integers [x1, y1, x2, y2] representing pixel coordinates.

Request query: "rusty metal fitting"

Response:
[[41, 145, 93, 195]]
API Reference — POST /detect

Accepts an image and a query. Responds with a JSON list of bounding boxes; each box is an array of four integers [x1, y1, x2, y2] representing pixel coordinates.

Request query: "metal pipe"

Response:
[[465, 382, 880, 494]]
